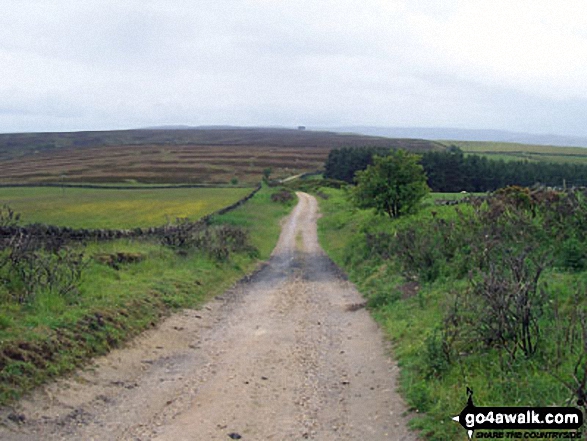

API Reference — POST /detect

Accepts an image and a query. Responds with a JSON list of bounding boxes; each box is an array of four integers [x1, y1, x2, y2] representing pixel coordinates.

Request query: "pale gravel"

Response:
[[0, 192, 418, 441]]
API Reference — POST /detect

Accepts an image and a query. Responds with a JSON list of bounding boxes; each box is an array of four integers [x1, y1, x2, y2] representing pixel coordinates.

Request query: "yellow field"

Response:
[[0, 186, 253, 229]]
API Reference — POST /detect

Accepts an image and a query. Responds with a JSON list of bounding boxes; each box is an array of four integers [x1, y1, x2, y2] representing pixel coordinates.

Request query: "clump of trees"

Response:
[[324, 146, 587, 192], [324, 146, 390, 183]]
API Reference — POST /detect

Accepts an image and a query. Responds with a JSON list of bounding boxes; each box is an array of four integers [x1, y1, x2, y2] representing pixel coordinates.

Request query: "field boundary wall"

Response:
[[0, 185, 262, 243]]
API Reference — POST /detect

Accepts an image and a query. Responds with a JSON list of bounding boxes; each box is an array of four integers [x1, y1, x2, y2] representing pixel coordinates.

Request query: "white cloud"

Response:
[[404, 1, 587, 99], [0, 1, 587, 134]]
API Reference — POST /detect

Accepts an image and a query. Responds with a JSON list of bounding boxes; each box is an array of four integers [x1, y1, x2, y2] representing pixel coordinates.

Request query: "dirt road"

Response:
[[0, 192, 417, 440]]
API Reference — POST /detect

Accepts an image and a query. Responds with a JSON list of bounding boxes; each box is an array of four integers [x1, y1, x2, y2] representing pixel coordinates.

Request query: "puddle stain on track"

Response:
[[0, 192, 417, 440]]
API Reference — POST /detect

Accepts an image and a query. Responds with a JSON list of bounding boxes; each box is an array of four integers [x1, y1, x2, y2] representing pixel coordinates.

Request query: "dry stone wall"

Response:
[[0, 185, 261, 245]]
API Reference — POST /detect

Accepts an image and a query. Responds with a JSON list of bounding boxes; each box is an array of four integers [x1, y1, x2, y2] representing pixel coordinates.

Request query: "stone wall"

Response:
[[0, 185, 261, 244]]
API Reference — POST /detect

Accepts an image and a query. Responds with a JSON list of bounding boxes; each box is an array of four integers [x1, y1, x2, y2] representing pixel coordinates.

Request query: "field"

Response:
[[446, 140, 587, 164], [0, 186, 294, 404], [3, 128, 587, 186], [0, 128, 442, 185], [0, 186, 253, 229], [3, 127, 587, 437]]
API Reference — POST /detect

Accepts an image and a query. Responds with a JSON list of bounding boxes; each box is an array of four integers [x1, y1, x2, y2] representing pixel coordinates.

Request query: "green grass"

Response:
[[212, 186, 295, 258], [316, 187, 584, 440], [0, 185, 294, 404], [426, 192, 480, 201], [0, 186, 253, 229], [446, 141, 587, 164]]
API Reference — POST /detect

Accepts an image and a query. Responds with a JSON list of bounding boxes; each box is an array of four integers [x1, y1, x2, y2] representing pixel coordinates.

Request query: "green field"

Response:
[[0, 186, 294, 404], [446, 140, 587, 164], [0, 186, 253, 229]]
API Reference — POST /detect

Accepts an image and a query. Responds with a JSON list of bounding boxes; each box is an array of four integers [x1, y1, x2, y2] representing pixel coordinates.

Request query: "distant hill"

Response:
[[322, 126, 587, 149], [0, 127, 443, 160], [0, 127, 443, 184]]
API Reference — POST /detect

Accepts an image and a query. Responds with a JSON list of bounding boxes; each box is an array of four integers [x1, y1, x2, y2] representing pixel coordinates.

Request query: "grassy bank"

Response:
[[317, 187, 586, 440], [0, 186, 294, 405], [0, 186, 253, 229]]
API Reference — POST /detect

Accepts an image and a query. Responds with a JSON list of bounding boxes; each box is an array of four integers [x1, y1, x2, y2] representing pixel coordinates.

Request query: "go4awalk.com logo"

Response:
[[452, 388, 584, 439]]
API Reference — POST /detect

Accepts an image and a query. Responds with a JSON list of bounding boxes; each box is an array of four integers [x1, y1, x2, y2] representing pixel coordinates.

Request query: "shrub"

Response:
[[352, 150, 429, 218], [160, 218, 205, 249], [270, 189, 294, 204], [559, 237, 587, 271], [0, 207, 86, 305], [160, 219, 258, 261], [445, 250, 548, 361], [0, 232, 85, 304], [0, 204, 20, 227], [495, 185, 532, 210], [423, 329, 451, 379]]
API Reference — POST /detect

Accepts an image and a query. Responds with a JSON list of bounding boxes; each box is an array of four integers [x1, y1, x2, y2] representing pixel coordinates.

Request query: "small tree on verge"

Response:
[[352, 149, 429, 218]]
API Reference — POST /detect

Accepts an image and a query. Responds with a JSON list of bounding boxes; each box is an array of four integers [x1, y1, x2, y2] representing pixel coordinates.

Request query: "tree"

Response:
[[325, 145, 587, 193], [324, 146, 390, 183], [352, 150, 429, 218]]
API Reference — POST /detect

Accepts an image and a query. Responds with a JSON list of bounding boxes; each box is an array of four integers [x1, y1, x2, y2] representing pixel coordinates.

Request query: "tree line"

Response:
[[324, 146, 587, 192]]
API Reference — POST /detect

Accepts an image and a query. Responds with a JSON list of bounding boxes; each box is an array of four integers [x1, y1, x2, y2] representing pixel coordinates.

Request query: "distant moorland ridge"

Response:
[[0, 127, 443, 184]]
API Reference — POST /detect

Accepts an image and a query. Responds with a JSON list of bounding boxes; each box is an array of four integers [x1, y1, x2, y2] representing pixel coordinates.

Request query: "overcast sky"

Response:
[[1, 1, 587, 135]]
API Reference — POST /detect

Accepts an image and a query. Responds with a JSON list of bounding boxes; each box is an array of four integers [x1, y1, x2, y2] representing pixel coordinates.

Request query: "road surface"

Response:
[[0, 192, 416, 440]]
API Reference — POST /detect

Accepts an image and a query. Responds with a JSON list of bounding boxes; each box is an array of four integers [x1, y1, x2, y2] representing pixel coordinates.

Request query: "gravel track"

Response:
[[0, 192, 417, 440]]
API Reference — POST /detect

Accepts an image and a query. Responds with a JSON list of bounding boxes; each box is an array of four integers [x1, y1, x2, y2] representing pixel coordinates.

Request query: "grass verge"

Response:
[[316, 187, 585, 440], [0, 186, 294, 405]]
